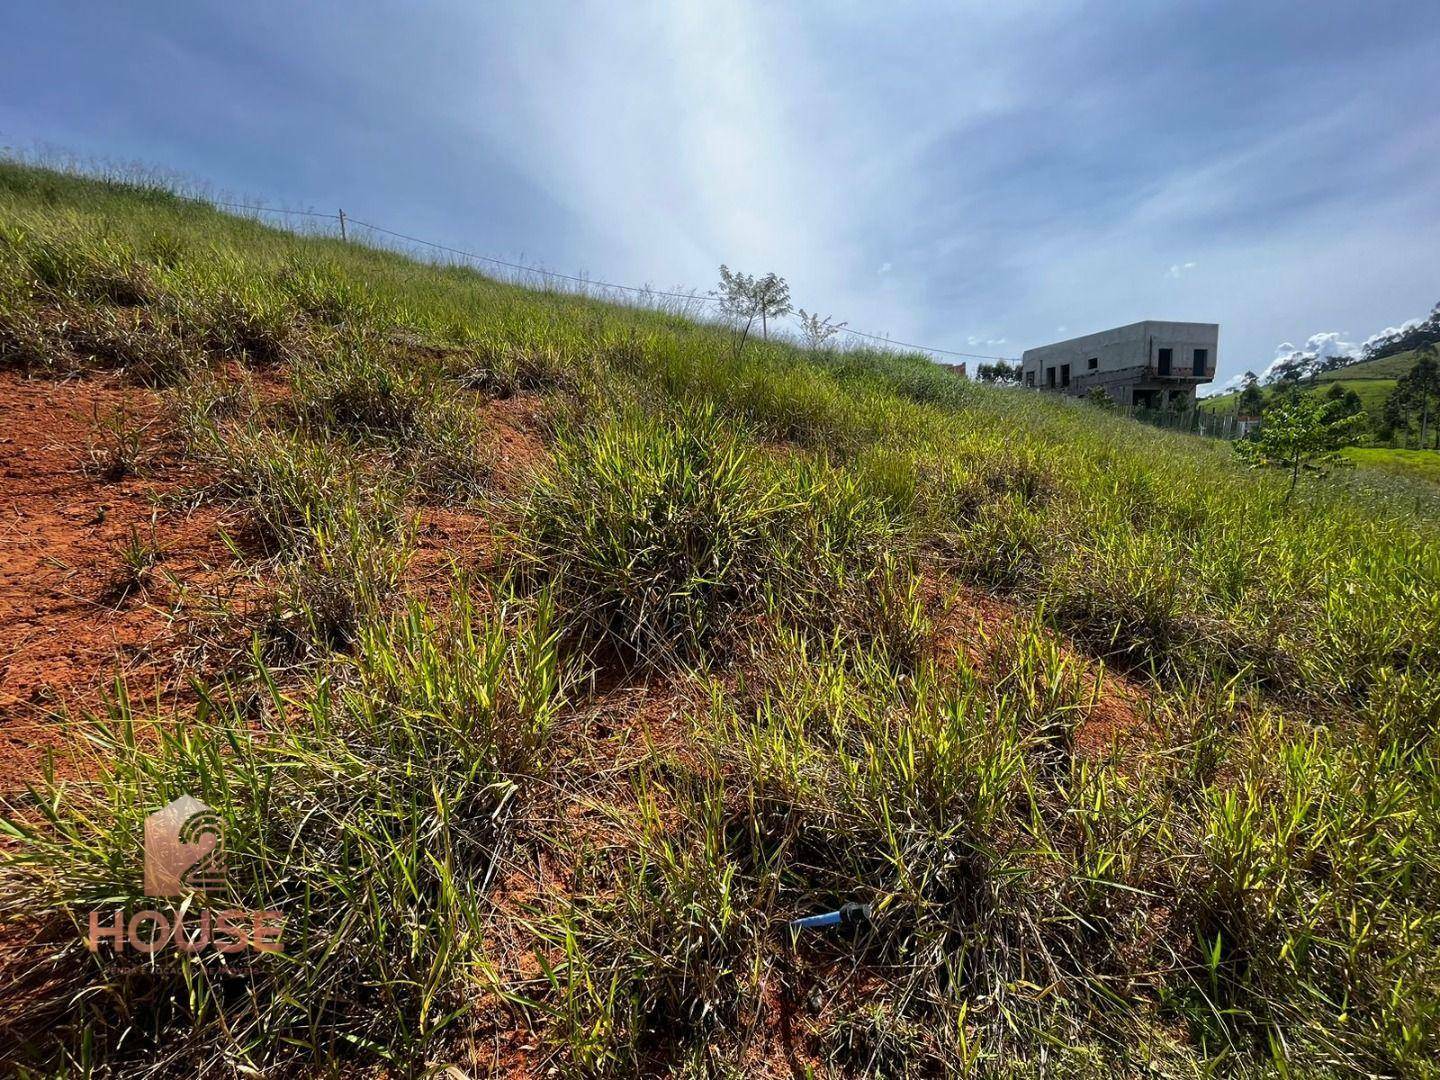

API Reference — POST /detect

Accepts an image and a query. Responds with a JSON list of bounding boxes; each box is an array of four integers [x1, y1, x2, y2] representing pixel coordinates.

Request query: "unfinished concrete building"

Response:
[[1021, 321, 1217, 408]]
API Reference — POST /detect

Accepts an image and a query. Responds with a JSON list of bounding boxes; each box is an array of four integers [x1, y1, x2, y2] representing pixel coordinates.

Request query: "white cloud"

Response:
[[1362, 317, 1423, 352], [877, 261, 893, 275], [1208, 371, 1249, 395], [1260, 330, 1358, 381], [1165, 261, 1198, 279]]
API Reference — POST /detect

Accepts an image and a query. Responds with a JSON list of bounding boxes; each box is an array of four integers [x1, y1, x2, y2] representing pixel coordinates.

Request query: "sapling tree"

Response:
[[1233, 394, 1367, 504], [795, 308, 847, 350], [1237, 371, 1265, 416], [714, 265, 791, 356], [1383, 345, 1439, 449], [1322, 382, 1364, 419], [1411, 344, 1438, 449]]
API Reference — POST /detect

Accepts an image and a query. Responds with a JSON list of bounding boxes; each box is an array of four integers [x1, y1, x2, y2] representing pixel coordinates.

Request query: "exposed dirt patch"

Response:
[[401, 391, 548, 603], [1071, 664, 1155, 761], [927, 580, 1157, 764], [0, 371, 247, 784], [404, 505, 501, 604], [478, 392, 549, 492]]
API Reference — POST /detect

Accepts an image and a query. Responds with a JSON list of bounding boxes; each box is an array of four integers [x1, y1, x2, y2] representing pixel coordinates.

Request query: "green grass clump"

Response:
[[3, 224, 157, 307], [288, 338, 491, 497], [1, 588, 565, 1074], [520, 403, 922, 667], [264, 493, 414, 655], [521, 403, 783, 665]]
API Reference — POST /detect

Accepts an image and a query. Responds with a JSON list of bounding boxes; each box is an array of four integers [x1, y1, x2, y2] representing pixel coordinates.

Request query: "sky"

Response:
[[4, 1, 1438, 388]]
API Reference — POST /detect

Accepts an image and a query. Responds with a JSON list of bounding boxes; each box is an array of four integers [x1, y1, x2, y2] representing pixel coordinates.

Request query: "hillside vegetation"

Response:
[[1203, 348, 1437, 450], [1, 163, 1438, 1077], [1315, 350, 1428, 383]]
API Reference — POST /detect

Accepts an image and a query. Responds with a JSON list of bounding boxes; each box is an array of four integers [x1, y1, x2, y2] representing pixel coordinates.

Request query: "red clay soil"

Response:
[[928, 581, 1157, 763], [480, 392, 550, 490], [403, 392, 549, 600], [0, 369, 556, 786], [0, 371, 245, 786]]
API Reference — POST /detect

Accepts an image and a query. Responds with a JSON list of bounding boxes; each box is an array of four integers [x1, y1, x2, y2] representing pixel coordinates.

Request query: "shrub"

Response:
[[521, 403, 778, 665]]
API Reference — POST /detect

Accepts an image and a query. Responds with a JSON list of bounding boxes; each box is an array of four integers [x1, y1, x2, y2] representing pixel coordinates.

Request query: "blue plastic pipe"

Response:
[[787, 902, 871, 931], [789, 910, 845, 930]]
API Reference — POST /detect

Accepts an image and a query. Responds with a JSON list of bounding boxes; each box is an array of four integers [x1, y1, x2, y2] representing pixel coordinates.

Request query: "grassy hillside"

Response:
[[1344, 446, 1440, 487], [1316, 349, 1429, 382], [1, 162, 1438, 1077]]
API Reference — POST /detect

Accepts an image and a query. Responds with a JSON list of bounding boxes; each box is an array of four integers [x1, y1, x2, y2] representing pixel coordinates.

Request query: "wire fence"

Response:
[[200, 196, 1272, 445], [205, 198, 1021, 364]]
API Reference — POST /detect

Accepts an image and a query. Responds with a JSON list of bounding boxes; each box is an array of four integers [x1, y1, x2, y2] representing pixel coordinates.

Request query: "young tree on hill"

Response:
[[795, 309, 846, 350], [1410, 344, 1439, 450], [714, 265, 791, 356], [1233, 395, 1368, 504], [1323, 383, 1364, 419], [1380, 385, 1410, 447], [1265, 379, 1306, 412], [1237, 371, 1265, 415]]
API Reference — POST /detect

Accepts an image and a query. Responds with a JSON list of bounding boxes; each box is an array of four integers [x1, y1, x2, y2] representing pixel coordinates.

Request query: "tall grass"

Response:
[[518, 402, 923, 668], [1, 588, 564, 1073], [1, 159, 1437, 1076]]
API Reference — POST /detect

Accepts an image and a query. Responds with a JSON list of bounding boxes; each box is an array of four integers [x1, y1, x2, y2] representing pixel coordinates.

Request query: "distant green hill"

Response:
[[1202, 347, 1429, 436], [1205, 347, 1430, 412], [1316, 349, 1427, 382]]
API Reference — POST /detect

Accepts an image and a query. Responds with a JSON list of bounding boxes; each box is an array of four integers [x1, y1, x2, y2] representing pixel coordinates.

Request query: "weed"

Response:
[[83, 401, 150, 481], [64, 304, 203, 386], [166, 365, 260, 445], [6, 226, 156, 306], [288, 340, 491, 497], [100, 524, 160, 605], [263, 494, 413, 657], [195, 278, 303, 364]]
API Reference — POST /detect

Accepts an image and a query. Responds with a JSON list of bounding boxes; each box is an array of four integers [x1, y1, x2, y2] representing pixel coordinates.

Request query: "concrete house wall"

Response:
[[1020, 321, 1218, 407]]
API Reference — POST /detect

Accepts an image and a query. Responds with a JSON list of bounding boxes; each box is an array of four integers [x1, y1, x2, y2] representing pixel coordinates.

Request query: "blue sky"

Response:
[[4, 1, 1438, 386]]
